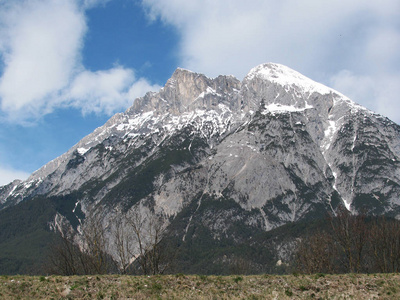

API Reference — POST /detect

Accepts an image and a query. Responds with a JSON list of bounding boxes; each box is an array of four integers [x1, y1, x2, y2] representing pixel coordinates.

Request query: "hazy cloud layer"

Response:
[[143, 0, 400, 122], [0, 0, 160, 124]]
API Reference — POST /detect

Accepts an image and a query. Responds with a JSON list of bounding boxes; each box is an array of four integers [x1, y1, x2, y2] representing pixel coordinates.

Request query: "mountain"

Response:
[[1, 63, 400, 274]]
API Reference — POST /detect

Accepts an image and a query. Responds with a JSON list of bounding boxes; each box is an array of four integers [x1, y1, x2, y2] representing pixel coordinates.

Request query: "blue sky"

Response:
[[0, 0, 399, 185]]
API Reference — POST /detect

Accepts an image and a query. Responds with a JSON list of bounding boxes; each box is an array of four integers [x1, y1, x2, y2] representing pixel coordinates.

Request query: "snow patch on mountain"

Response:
[[77, 148, 89, 155], [263, 102, 313, 114], [322, 120, 337, 154], [196, 87, 221, 99]]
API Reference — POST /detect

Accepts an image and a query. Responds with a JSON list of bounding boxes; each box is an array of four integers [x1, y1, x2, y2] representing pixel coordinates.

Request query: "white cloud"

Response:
[[0, 165, 29, 186], [127, 78, 162, 103], [68, 67, 135, 114], [0, 0, 86, 112], [0, 0, 160, 124], [67, 67, 161, 115], [143, 0, 400, 121]]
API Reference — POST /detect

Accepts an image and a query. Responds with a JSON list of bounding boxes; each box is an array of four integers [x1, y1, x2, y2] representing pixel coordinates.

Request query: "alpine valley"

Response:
[[1, 63, 400, 274]]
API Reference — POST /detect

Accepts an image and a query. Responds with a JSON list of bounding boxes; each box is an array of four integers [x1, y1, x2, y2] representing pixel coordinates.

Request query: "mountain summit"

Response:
[[1, 63, 400, 273]]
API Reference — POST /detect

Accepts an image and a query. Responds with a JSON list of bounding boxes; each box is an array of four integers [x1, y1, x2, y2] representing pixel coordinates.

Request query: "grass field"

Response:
[[0, 273, 399, 299]]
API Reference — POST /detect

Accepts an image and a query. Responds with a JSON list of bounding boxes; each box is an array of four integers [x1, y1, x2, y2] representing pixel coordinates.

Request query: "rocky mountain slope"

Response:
[[1, 63, 400, 273]]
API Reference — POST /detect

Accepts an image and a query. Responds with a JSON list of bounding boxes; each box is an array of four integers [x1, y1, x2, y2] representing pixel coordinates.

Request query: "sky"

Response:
[[0, 0, 399, 185]]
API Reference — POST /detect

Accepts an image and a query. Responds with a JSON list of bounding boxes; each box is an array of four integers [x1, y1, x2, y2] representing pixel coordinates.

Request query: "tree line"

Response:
[[48, 205, 400, 276], [294, 208, 400, 274], [47, 208, 173, 276]]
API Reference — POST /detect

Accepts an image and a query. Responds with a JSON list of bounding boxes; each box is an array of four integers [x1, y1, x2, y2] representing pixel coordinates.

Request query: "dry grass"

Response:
[[0, 273, 399, 299]]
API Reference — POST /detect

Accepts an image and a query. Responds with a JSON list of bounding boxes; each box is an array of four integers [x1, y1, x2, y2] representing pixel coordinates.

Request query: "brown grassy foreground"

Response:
[[0, 273, 399, 299]]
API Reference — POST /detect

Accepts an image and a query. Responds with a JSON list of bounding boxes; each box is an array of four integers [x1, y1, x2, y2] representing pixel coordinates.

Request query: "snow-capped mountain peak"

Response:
[[245, 62, 335, 96]]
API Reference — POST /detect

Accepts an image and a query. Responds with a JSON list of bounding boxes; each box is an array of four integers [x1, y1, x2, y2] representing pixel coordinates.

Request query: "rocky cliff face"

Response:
[[1, 63, 400, 266]]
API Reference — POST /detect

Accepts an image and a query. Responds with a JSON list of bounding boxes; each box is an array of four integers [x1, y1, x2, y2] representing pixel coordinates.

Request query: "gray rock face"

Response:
[[1, 62, 400, 240], [129, 68, 241, 115]]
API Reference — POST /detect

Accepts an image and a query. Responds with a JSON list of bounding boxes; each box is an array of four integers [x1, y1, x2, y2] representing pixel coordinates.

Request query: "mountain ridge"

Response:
[[1, 62, 400, 274], [1, 62, 399, 215]]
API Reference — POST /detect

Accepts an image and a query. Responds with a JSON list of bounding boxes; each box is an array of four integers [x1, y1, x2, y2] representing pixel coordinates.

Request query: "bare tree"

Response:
[[47, 223, 96, 275], [293, 210, 400, 274], [47, 229, 81, 275], [370, 216, 400, 273], [294, 230, 337, 274], [108, 207, 172, 275], [80, 210, 111, 274], [127, 209, 169, 275], [229, 256, 252, 275], [112, 217, 134, 274], [329, 209, 368, 273]]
